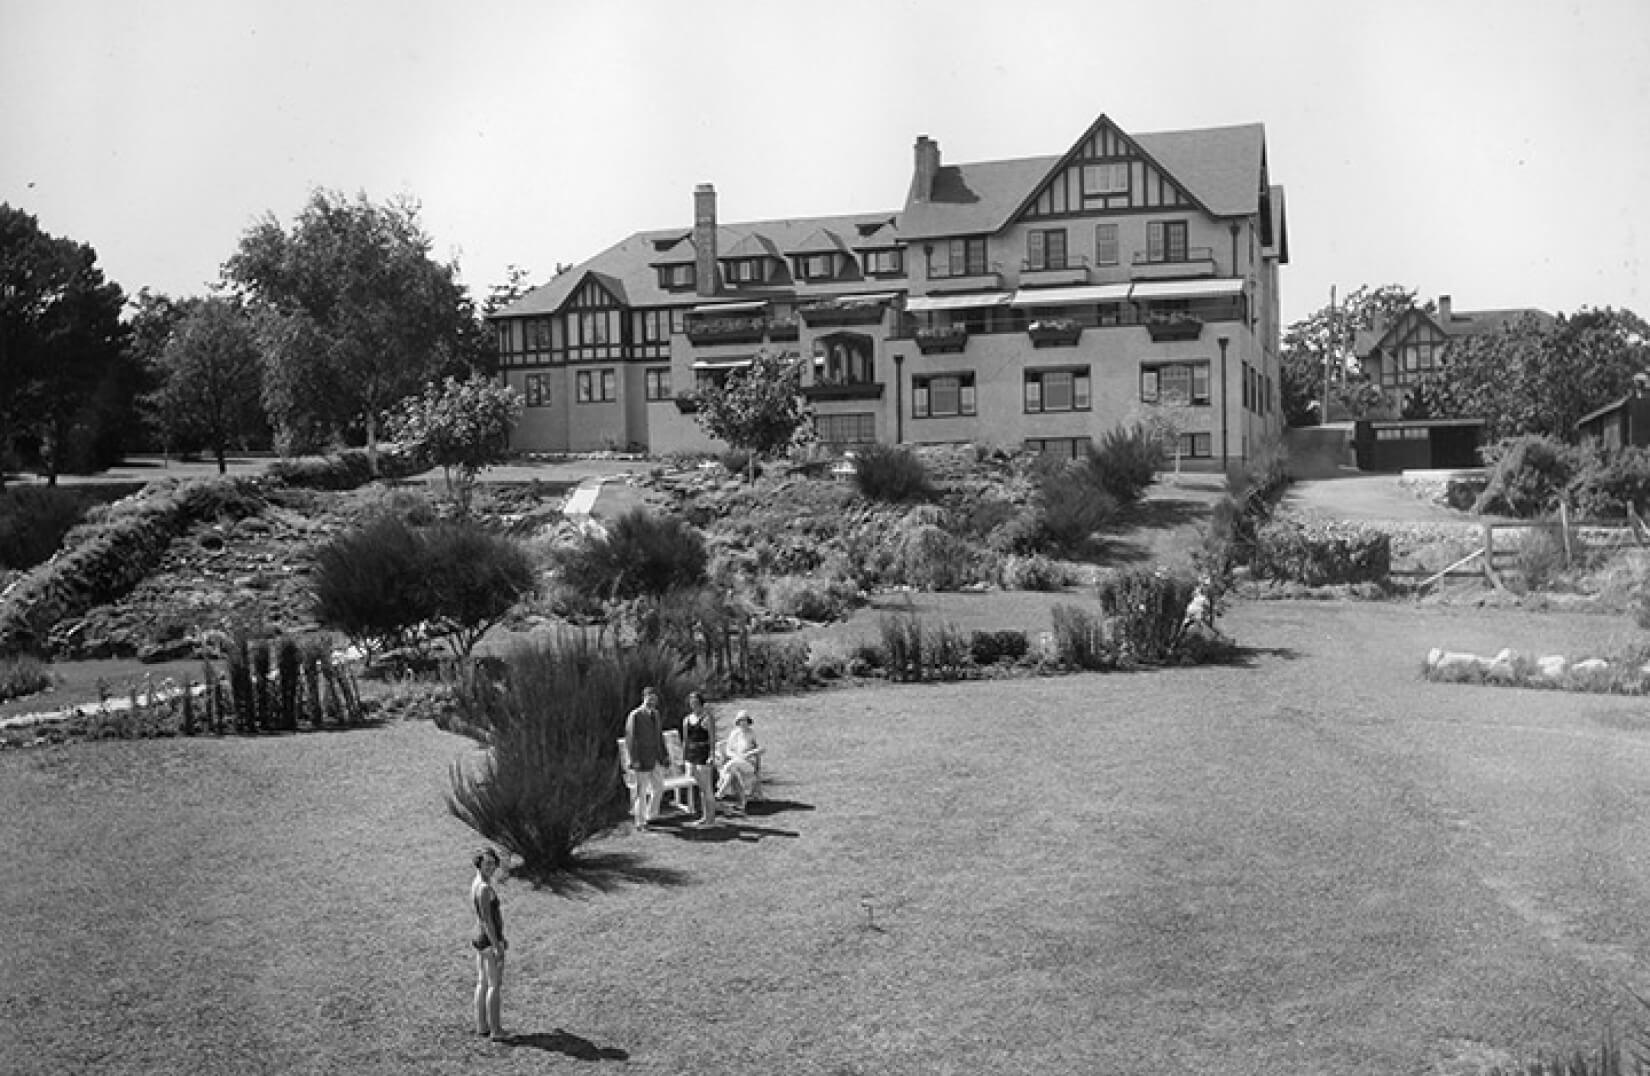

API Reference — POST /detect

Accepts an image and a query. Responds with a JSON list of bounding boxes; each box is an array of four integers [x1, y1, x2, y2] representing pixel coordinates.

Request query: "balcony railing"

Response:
[[914, 324, 969, 354], [1131, 247, 1218, 279], [1145, 314, 1204, 342], [803, 380, 886, 401]]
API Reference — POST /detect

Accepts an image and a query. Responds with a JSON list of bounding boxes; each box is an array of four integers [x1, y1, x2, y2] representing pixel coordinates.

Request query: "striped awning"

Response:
[[1128, 278, 1245, 300], [905, 292, 1013, 313], [1010, 283, 1134, 307]]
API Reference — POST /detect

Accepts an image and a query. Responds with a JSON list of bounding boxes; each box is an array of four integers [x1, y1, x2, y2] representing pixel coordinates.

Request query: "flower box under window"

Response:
[[1028, 318, 1083, 347], [799, 298, 887, 326], [915, 324, 969, 354], [1146, 314, 1203, 342], [673, 393, 701, 414]]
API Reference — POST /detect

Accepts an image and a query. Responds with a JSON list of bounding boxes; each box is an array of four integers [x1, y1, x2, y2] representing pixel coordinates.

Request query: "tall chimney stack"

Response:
[[693, 183, 718, 297], [1438, 294, 1453, 324], [911, 136, 941, 203]]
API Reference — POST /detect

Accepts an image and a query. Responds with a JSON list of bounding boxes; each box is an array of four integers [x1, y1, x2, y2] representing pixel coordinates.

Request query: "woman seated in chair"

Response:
[[716, 710, 763, 813]]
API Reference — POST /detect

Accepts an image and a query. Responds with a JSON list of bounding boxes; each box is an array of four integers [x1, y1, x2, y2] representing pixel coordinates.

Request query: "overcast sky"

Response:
[[3, 0, 1646, 326]]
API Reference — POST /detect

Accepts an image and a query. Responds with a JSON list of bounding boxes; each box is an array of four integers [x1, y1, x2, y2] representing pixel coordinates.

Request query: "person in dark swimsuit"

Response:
[[682, 691, 719, 827], [470, 848, 507, 1041]]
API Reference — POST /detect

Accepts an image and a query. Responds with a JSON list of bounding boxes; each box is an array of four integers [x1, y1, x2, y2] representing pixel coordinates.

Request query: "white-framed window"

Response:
[[523, 373, 550, 407], [576, 369, 617, 403], [1024, 368, 1090, 413], [798, 253, 836, 281], [1082, 161, 1129, 195], [1094, 223, 1119, 267], [1146, 220, 1189, 263], [1026, 228, 1068, 271], [912, 373, 977, 419], [644, 368, 672, 401], [1140, 362, 1211, 406], [927, 238, 988, 279]]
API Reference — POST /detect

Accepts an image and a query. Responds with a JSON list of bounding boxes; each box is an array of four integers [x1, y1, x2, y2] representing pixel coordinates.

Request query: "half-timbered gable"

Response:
[[1018, 116, 1201, 221]]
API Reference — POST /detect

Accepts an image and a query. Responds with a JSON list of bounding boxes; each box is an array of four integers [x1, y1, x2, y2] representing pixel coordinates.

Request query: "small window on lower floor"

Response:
[[1175, 432, 1212, 459], [644, 367, 672, 401], [523, 373, 550, 407], [576, 369, 617, 403], [913, 373, 977, 418], [816, 412, 877, 446], [1025, 437, 1092, 460]]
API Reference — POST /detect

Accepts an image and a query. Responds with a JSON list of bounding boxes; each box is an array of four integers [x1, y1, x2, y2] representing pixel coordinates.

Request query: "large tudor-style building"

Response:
[[490, 113, 1289, 469]]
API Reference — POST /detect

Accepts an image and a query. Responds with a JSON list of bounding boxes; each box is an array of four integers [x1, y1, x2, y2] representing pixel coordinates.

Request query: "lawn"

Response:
[[4, 599, 1650, 1073]]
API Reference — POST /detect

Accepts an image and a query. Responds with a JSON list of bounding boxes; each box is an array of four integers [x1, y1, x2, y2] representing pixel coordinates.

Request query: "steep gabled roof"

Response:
[[899, 121, 1271, 240], [898, 156, 1062, 240], [1133, 124, 1267, 217], [496, 209, 902, 317], [1356, 303, 1556, 356]]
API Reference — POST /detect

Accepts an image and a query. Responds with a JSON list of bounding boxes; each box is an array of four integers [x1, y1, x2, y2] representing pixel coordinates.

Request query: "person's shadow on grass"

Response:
[[497, 1029, 628, 1061], [660, 797, 815, 843]]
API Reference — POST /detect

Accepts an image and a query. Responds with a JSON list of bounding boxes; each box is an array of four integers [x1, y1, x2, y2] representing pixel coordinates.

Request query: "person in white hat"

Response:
[[716, 710, 763, 812]]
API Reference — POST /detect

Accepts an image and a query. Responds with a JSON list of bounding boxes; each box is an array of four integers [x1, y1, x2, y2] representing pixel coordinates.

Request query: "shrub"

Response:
[[1514, 521, 1571, 591], [551, 508, 708, 604], [970, 629, 1029, 666], [1001, 554, 1070, 591], [0, 486, 98, 570], [1250, 520, 1393, 586], [0, 653, 52, 702], [879, 610, 925, 682], [1095, 569, 1197, 665], [266, 447, 423, 491], [1569, 446, 1650, 519], [1474, 434, 1582, 517], [1050, 603, 1110, 670], [1201, 443, 1295, 577], [1034, 464, 1118, 553], [719, 449, 762, 480], [853, 444, 934, 502], [418, 522, 538, 656], [733, 637, 813, 695], [443, 636, 694, 876], [764, 573, 861, 622], [311, 514, 431, 656], [806, 638, 852, 680], [1086, 423, 1165, 505], [896, 524, 974, 591]]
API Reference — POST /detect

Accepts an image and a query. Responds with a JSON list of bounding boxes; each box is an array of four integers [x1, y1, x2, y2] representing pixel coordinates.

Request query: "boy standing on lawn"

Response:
[[624, 686, 668, 830]]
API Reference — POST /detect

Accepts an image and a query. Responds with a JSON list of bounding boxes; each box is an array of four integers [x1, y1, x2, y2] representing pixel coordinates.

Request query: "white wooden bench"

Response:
[[617, 734, 696, 815]]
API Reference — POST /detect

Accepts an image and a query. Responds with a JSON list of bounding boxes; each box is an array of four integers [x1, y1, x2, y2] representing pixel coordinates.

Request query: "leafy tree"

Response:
[[691, 347, 811, 480], [0, 205, 130, 483], [1279, 284, 1423, 425], [224, 190, 478, 471], [1440, 308, 1650, 439], [149, 297, 268, 473], [483, 264, 535, 316], [383, 374, 523, 513]]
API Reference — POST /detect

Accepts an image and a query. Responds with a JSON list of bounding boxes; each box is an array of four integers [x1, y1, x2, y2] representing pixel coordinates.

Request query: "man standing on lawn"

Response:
[[625, 686, 669, 830]]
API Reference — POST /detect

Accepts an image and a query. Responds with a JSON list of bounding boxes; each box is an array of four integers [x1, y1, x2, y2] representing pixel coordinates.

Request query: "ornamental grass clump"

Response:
[[1095, 568, 1198, 665], [443, 636, 693, 876], [1086, 422, 1166, 505], [1050, 603, 1110, 670]]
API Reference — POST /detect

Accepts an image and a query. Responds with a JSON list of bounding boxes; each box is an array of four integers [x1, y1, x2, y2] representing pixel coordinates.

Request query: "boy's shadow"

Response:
[[501, 1029, 628, 1061]]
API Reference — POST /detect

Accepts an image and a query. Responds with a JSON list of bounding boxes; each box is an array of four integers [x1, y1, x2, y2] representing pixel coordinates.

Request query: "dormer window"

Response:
[[724, 258, 774, 284], [864, 249, 904, 277], [795, 253, 840, 282], [658, 264, 696, 290]]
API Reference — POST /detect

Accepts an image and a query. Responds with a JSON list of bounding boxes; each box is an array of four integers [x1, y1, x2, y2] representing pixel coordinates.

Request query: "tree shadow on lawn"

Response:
[[497, 1028, 628, 1061], [1212, 644, 1304, 667], [520, 851, 690, 895]]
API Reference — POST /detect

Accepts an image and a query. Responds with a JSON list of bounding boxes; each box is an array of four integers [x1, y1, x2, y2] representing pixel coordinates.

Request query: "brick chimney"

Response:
[[693, 183, 718, 297], [1438, 294, 1453, 323], [911, 135, 941, 203]]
